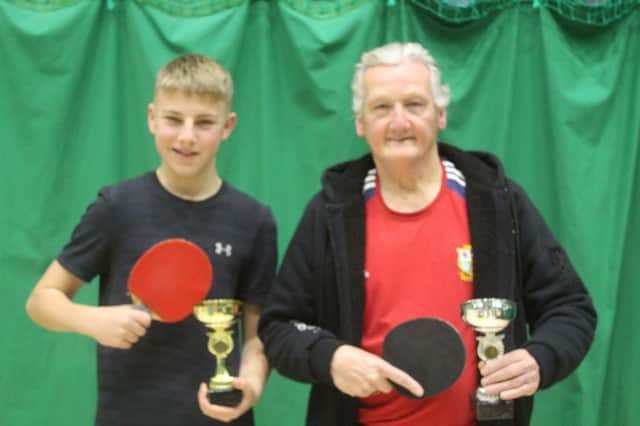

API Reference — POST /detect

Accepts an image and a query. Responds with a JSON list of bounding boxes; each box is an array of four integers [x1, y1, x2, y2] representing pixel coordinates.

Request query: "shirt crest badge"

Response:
[[456, 244, 473, 282]]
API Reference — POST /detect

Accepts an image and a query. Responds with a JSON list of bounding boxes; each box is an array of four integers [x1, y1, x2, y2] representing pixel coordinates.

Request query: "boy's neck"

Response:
[[155, 168, 222, 201]]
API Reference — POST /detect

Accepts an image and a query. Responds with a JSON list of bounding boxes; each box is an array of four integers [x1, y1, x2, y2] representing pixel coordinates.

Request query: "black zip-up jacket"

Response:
[[259, 143, 596, 426]]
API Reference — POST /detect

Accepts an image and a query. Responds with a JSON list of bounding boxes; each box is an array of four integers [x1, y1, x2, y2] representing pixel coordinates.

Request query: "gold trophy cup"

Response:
[[461, 298, 517, 420], [194, 299, 243, 406]]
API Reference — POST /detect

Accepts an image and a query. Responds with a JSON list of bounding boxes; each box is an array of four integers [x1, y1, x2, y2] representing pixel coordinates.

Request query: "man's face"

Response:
[[147, 90, 236, 184], [356, 60, 446, 166]]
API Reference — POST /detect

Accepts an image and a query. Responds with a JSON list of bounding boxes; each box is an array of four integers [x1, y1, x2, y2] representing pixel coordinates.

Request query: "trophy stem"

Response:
[[476, 386, 500, 403], [476, 331, 504, 361], [209, 357, 233, 388]]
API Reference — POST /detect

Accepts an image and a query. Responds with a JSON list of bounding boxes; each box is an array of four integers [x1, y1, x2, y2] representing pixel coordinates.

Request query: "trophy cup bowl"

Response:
[[461, 298, 517, 420], [462, 298, 516, 333], [194, 299, 243, 406]]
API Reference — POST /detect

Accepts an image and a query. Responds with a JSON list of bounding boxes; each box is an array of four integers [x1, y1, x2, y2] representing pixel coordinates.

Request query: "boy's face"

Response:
[[147, 90, 236, 186]]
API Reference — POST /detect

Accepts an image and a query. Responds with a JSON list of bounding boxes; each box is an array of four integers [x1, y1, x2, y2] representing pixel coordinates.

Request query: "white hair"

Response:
[[351, 42, 451, 115]]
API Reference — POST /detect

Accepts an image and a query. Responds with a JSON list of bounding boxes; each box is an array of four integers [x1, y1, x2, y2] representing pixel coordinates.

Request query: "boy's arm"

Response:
[[198, 302, 270, 422], [238, 302, 270, 400], [26, 260, 151, 349]]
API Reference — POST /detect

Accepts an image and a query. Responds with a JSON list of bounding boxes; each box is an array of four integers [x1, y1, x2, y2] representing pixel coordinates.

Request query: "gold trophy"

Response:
[[461, 298, 517, 420], [194, 299, 243, 406]]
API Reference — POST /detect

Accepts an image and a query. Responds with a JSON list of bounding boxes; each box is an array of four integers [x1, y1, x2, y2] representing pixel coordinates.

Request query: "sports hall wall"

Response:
[[1, 0, 638, 425]]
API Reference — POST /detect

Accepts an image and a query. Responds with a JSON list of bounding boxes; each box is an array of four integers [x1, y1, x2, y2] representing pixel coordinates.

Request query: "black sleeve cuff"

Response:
[[522, 342, 557, 389], [309, 337, 343, 385]]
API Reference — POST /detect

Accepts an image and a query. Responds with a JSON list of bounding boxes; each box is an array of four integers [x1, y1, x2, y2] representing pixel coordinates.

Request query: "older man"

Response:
[[259, 42, 596, 426]]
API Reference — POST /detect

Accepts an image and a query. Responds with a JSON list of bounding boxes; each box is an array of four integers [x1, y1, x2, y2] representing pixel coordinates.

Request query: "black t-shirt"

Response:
[[58, 172, 277, 426]]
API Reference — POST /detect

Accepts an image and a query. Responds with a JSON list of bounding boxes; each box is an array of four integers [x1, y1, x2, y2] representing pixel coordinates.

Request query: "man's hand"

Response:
[[197, 379, 256, 423], [330, 345, 423, 398], [82, 305, 151, 349], [479, 348, 540, 400]]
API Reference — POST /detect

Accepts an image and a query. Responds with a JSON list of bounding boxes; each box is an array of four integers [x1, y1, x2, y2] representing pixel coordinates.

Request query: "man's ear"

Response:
[[355, 114, 364, 137], [437, 108, 447, 130]]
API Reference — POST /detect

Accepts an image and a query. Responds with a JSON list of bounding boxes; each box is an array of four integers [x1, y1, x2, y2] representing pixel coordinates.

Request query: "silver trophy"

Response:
[[461, 298, 517, 420]]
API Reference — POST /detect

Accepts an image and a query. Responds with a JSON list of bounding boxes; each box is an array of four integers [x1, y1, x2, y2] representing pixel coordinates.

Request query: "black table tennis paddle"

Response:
[[382, 317, 466, 399]]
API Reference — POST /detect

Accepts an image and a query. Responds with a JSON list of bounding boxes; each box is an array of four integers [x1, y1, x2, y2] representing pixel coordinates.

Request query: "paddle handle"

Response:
[[133, 303, 151, 314], [130, 295, 160, 320]]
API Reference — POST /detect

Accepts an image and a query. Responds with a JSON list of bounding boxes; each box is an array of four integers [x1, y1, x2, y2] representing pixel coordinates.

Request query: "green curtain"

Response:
[[1, 1, 638, 425]]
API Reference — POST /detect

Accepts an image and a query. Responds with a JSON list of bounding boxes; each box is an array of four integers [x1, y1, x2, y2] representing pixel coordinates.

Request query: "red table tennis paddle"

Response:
[[128, 238, 212, 322], [382, 317, 466, 399]]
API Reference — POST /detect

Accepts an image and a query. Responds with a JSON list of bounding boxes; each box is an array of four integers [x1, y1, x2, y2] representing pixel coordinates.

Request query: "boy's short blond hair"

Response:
[[154, 54, 233, 109]]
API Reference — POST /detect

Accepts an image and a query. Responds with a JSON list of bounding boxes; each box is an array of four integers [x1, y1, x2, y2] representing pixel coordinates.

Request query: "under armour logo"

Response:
[[214, 242, 232, 257]]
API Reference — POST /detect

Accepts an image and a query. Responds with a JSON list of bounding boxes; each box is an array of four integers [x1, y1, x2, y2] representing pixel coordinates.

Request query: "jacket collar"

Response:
[[321, 143, 506, 201]]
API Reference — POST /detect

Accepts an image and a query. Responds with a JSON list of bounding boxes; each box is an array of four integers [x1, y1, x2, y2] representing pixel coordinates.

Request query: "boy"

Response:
[[26, 54, 276, 426]]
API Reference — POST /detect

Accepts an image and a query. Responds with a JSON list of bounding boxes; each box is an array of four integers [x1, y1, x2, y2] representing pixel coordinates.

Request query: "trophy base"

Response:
[[474, 397, 514, 421], [207, 387, 243, 407]]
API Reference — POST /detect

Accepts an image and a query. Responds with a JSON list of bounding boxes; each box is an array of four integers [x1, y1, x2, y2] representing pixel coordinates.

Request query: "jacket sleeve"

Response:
[[258, 194, 343, 386], [511, 181, 597, 389]]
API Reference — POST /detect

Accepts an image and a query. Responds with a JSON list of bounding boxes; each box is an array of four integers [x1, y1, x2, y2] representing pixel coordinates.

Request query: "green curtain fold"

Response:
[[135, 0, 248, 16], [3, 0, 82, 11], [4, 0, 639, 24], [1, 0, 638, 425], [539, 0, 639, 25]]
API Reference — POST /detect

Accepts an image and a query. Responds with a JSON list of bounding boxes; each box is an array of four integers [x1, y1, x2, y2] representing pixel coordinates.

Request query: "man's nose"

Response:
[[389, 104, 410, 128]]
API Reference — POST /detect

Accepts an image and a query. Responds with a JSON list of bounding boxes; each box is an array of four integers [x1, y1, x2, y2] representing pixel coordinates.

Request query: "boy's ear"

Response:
[[147, 103, 156, 135], [221, 112, 237, 140]]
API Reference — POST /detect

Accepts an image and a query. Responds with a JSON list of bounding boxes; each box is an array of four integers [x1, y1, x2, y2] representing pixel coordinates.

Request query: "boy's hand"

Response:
[[197, 378, 258, 423], [83, 305, 151, 349]]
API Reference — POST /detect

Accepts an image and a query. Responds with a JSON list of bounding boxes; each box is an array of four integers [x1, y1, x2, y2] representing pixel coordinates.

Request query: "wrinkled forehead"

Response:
[[362, 61, 433, 99]]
